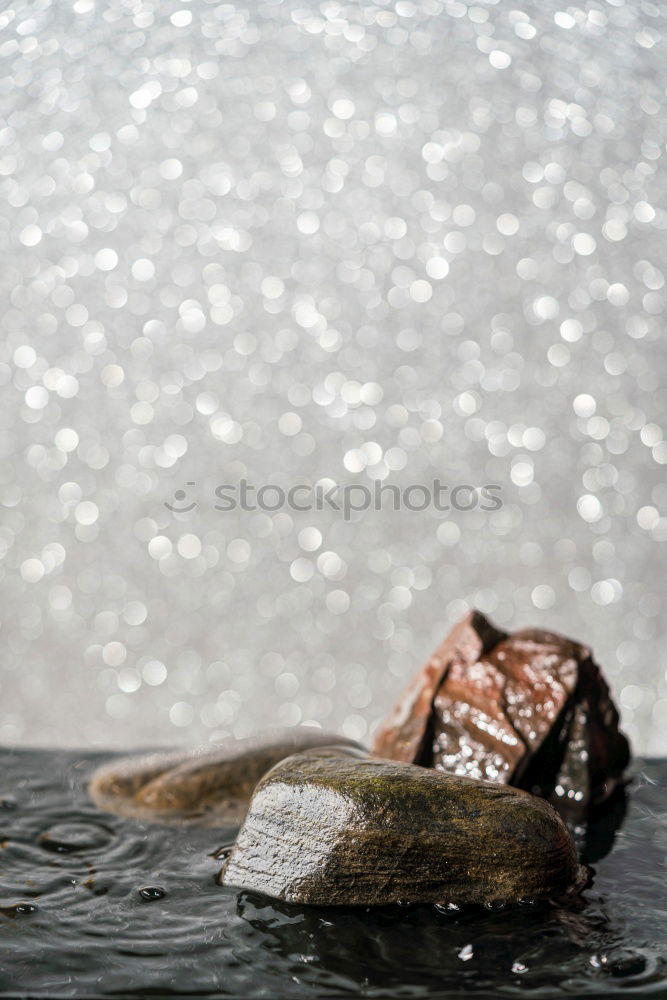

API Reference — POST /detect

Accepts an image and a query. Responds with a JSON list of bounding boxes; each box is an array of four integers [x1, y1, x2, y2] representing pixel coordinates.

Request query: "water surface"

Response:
[[0, 748, 665, 998]]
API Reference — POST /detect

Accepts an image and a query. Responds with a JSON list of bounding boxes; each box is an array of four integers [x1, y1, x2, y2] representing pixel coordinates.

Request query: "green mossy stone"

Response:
[[220, 747, 589, 906]]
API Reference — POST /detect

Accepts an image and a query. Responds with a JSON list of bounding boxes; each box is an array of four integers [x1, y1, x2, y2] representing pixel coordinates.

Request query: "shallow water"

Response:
[[0, 749, 665, 999]]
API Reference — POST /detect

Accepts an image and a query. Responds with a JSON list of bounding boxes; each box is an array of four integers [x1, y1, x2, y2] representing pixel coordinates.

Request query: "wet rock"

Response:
[[372, 611, 630, 817], [372, 610, 504, 765], [89, 729, 362, 826], [219, 747, 589, 906]]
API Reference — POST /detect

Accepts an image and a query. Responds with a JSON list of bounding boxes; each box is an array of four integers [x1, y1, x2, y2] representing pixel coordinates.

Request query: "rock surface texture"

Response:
[[373, 611, 630, 817], [89, 729, 361, 826], [220, 747, 589, 905]]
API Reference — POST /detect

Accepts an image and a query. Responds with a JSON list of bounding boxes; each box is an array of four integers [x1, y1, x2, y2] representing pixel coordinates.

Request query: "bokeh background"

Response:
[[1, 0, 665, 754]]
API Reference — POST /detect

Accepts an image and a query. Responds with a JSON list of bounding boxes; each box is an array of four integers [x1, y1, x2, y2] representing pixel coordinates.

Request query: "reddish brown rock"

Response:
[[372, 609, 505, 765], [373, 611, 630, 817]]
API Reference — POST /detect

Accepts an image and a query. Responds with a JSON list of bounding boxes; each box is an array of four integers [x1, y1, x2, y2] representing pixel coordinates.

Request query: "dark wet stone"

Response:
[[373, 611, 630, 817], [220, 746, 589, 907]]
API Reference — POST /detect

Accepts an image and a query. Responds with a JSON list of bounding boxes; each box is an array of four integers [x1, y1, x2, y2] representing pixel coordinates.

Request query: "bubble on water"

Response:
[[138, 886, 166, 901], [434, 902, 461, 915], [2, 903, 38, 916]]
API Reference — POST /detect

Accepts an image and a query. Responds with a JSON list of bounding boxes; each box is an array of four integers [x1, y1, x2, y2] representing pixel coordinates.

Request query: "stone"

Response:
[[220, 746, 589, 906], [89, 728, 361, 826], [373, 611, 630, 817]]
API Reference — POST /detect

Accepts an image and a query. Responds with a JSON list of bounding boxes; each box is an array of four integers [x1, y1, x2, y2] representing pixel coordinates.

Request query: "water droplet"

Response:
[[139, 885, 166, 901], [592, 950, 647, 978], [211, 843, 234, 861], [1, 902, 38, 917], [610, 952, 647, 978]]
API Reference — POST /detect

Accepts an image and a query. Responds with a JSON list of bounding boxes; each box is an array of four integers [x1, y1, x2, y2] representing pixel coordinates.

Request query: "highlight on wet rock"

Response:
[[219, 746, 590, 906], [373, 610, 630, 817]]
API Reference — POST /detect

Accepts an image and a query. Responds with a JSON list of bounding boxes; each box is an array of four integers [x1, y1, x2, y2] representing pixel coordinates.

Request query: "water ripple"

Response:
[[0, 749, 666, 998]]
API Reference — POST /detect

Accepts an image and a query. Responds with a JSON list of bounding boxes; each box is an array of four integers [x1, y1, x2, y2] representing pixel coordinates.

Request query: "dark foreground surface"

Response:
[[0, 749, 665, 999]]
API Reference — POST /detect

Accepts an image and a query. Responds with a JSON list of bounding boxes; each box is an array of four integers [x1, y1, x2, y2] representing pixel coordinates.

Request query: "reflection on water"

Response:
[[0, 748, 665, 998], [576, 784, 628, 866]]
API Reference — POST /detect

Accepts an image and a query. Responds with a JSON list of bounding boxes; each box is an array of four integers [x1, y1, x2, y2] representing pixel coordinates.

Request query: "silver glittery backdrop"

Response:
[[1, 0, 665, 754]]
